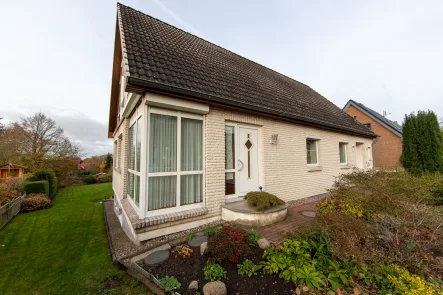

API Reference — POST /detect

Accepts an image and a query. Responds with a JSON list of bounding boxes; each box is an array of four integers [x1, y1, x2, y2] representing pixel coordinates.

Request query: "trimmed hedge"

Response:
[[27, 171, 57, 199], [24, 180, 49, 195], [97, 174, 112, 183], [82, 175, 97, 185]]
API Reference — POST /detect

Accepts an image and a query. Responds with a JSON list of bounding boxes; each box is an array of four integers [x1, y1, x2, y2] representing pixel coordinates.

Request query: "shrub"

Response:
[[0, 186, 20, 206], [186, 231, 196, 242], [24, 180, 49, 195], [172, 245, 193, 259], [207, 226, 251, 263], [237, 259, 262, 277], [204, 261, 226, 281], [433, 181, 443, 204], [4, 178, 23, 193], [22, 194, 52, 212], [78, 170, 91, 176], [97, 174, 112, 183], [247, 229, 261, 246], [387, 264, 436, 295], [203, 225, 221, 237], [28, 171, 57, 199], [158, 276, 181, 292], [82, 175, 97, 185], [244, 191, 285, 211]]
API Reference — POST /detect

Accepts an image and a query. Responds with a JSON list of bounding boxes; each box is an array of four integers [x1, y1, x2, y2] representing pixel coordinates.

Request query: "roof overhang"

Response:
[[343, 101, 402, 138]]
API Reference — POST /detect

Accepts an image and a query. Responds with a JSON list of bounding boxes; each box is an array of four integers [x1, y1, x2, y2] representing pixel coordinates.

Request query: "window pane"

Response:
[[149, 114, 177, 172], [225, 126, 235, 169], [127, 172, 134, 199], [339, 143, 346, 164], [136, 118, 142, 171], [148, 176, 177, 210], [135, 175, 140, 206], [180, 174, 202, 205], [307, 139, 318, 164], [128, 124, 135, 170], [181, 118, 203, 171], [225, 172, 235, 195]]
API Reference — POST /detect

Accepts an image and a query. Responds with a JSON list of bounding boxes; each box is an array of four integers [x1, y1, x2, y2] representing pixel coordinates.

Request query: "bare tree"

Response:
[[0, 123, 27, 164]]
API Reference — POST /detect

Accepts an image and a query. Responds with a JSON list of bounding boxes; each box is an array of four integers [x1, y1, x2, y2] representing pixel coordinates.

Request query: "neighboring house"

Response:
[[108, 3, 377, 244], [0, 163, 25, 180], [343, 100, 403, 169]]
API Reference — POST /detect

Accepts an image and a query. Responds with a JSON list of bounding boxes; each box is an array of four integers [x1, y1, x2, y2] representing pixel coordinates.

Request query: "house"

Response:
[[108, 3, 377, 244], [343, 100, 402, 169], [0, 163, 25, 180]]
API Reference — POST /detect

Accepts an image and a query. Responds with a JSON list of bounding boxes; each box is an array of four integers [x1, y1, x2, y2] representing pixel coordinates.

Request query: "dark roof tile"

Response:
[[117, 3, 376, 138]]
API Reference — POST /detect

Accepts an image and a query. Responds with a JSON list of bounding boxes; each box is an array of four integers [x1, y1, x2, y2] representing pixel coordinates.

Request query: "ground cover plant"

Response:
[[244, 191, 285, 211], [0, 183, 149, 295], [21, 193, 52, 212]]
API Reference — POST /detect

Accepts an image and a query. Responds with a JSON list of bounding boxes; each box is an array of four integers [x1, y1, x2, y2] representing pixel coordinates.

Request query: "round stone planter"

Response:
[[221, 200, 288, 226]]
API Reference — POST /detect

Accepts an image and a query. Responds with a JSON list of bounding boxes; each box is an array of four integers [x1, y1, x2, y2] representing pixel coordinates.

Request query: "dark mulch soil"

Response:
[[140, 244, 295, 295]]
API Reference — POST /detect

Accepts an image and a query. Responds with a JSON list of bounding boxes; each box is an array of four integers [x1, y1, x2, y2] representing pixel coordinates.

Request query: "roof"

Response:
[[111, 3, 376, 138], [0, 163, 26, 169], [343, 100, 402, 137]]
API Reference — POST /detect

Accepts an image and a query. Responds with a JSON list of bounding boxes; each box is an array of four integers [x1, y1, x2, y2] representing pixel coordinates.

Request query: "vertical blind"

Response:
[[148, 113, 203, 211]]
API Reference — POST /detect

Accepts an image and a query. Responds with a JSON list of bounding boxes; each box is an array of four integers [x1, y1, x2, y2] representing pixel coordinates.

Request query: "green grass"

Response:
[[0, 183, 150, 295]]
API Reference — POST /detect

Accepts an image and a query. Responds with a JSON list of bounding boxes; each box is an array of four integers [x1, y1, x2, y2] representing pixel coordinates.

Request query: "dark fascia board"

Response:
[[127, 77, 377, 139], [343, 101, 402, 138]]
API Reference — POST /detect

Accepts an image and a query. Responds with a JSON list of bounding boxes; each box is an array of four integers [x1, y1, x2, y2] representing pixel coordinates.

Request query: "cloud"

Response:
[[151, 0, 206, 39], [1, 105, 112, 157]]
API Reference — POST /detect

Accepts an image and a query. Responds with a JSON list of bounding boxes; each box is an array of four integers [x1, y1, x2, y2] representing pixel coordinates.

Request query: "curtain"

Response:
[[181, 118, 203, 171], [136, 118, 142, 171], [149, 114, 177, 172], [148, 176, 177, 210], [181, 174, 202, 205]]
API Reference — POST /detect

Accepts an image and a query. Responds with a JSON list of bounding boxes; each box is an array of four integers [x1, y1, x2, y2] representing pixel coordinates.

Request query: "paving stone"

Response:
[[203, 281, 227, 295], [188, 235, 207, 248], [189, 280, 198, 290], [144, 250, 169, 266], [257, 238, 271, 249], [200, 241, 207, 255], [300, 210, 317, 218]]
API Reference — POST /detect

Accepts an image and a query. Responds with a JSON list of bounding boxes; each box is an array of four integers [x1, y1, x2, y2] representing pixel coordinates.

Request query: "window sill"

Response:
[[134, 207, 208, 229], [307, 166, 323, 172], [340, 165, 351, 169]]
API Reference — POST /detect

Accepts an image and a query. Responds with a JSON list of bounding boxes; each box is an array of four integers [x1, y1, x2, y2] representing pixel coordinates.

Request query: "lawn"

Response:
[[0, 183, 149, 295]]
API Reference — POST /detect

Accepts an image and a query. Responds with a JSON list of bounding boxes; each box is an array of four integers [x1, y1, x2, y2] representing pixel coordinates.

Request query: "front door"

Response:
[[225, 123, 261, 200]]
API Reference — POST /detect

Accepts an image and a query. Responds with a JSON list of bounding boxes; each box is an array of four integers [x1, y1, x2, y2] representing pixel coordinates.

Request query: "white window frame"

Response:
[[306, 137, 320, 166], [126, 106, 143, 211], [339, 142, 348, 165], [145, 107, 205, 217]]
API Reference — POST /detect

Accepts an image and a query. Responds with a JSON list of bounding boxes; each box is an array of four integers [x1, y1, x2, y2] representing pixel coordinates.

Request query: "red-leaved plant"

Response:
[[207, 226, 252, 263], [22, 194, 52, 212]]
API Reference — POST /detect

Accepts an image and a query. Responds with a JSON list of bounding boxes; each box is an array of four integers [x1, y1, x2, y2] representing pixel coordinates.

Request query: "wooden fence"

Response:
[[0, 194, 25, 230]]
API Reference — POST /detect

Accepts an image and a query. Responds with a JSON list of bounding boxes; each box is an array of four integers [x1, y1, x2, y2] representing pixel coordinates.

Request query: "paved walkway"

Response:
[[249, 200, 321, 244]]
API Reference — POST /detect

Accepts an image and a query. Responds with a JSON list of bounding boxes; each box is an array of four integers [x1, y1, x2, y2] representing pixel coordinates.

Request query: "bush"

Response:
[[28, 171, 57, 199], [82, 175, 97, 185], [97, 174, 112, 183], [204, 261, 226, 281], [78, 170, 91, 176], [158, 276, 181, 292], [4, 178, 23, 193], [247, 229, 261, 246], [22, 194, 52, 212], [207, 226, 252, 263], [244, 191, 285, 211], [0, 185, 20, 206], [171, 245, 193, 259], [433, 181, 443, 204], [237, 259, 262, 277], [203, 225, 221, 237], [24, 180, 49, 195]]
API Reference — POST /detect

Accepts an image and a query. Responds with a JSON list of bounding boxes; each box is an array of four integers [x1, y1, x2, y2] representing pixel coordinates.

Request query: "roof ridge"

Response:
[[116, 2, 314, 91]]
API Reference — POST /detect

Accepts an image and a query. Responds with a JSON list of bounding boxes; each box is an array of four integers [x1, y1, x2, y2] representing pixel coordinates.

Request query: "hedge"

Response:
[[97, 174, 112, 183], [82, 175, 97, 185], [27, 171, 57, 199], [24, 180, 49, 195]]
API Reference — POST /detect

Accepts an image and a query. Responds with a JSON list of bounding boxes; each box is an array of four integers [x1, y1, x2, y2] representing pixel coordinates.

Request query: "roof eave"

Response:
[[127, 77, 377, 139]]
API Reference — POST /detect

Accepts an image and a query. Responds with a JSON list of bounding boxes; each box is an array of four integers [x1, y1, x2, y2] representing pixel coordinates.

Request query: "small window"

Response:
[[339, 142, 347, 164], [363, 123, 371, 130], [306, 139, 319, 165]]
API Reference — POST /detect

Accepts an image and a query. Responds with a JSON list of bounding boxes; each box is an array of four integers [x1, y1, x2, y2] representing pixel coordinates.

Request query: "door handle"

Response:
[[237, 160, 244, 171]]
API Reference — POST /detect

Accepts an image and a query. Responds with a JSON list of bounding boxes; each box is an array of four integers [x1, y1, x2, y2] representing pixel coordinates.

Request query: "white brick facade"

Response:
[[111, 95, 374, 243]]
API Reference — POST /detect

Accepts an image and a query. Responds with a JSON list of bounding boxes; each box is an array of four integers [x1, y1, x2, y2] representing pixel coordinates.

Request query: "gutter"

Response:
[[127, 77, 377, 139]]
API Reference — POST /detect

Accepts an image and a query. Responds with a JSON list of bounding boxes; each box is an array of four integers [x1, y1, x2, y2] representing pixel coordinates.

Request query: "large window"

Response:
[[306, 138, 319, 165], [339, 142, 347, 164], [127, 117, 142, 206], [148, 109, 203, 212]]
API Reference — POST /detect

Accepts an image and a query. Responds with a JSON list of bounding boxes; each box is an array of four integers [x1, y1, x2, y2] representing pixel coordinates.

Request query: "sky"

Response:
[[1, 0, 442, 156]]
